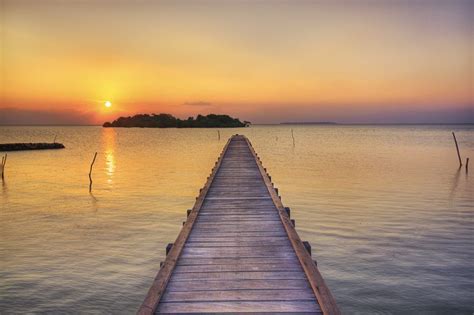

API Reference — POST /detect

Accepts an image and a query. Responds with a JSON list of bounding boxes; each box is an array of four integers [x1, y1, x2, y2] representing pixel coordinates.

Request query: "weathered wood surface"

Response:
[[139, 135, 340, 314]]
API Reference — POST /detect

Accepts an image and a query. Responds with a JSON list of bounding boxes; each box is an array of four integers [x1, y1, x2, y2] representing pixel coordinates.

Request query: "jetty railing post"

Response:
[[452, 132, 462, 168], [89, 152, 98, 192]]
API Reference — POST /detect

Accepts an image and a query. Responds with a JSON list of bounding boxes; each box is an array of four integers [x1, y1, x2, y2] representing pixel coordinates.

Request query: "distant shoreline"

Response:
[[0, 123, 473, 127], [280, 122, 337, 125]]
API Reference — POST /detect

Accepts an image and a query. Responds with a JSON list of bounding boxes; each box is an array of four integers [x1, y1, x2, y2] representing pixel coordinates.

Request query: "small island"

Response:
[[103, 113, 250, 128]]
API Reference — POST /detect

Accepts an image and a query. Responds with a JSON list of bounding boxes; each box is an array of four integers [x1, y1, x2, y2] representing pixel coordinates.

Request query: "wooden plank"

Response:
[[189, 226, 285, 233], [176, 257, 300, 266], [192, 223, 283, 230], [174, 263, 302, 273], [166, 279, 312, 291], [157, 301, 321, 313], [188, 231, 288, 237], [186, 236, 289, 243], [181, 246, 295, 258], [170, 271, 307, 281], [161, 289, 315, 302], [204, 197, 273, 200], [193, 220, 282, 226], [196, 215, 280, 221], [185, 239, 291, 247]]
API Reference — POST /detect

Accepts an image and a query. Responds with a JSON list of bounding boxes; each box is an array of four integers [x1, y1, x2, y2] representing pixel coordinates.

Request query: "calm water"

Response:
[[0, 125, 473, 314]]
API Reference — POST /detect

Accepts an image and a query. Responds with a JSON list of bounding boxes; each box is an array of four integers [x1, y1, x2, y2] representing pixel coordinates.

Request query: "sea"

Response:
[[1, 125, 473, 314]]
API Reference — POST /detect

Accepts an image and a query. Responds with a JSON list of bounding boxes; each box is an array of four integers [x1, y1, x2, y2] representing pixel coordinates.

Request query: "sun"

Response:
[[104, 101, 112, 108]]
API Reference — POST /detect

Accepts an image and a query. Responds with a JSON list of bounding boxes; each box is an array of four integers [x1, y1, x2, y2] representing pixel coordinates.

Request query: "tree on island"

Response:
[[103, 113, 249, 128]]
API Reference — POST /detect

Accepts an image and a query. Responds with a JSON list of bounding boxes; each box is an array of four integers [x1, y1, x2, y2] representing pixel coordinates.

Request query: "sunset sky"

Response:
[[1, 0, 472, 124]]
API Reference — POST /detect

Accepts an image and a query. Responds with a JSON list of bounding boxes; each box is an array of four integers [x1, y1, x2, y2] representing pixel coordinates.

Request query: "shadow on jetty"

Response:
[[0, 143, 65, 152]]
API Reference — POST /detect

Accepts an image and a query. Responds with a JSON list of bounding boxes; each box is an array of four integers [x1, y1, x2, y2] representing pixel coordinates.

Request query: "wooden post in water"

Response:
[[291, 129, 295, 147], [217, 130, 220, 141], [452, 132, 462, 168], [466, 158, 470, 173], [89, 152, 98, 192], [1, 154, 7, 180]]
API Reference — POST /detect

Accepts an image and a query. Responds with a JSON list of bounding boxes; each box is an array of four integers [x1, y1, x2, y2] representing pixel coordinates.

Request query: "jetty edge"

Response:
[[139, 134, 340, 314], [0, 143, 65, 152]]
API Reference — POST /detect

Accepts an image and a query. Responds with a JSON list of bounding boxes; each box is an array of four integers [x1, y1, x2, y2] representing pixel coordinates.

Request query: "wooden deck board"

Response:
[[161, 289, 315, 302], [157, 301, 321, 313], [165, 279, 312, 292], [138, 135, 339, 315], [176, 257, 301, 266], [173, 263, 302, 273]]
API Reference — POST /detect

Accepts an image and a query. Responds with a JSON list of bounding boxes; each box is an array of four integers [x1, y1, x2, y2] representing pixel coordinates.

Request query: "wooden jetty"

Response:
[[139, 135, 339, 314]]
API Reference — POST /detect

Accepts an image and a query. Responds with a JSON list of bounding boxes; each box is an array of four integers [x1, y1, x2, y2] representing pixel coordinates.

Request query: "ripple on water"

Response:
[[1, 125, 473, 313]]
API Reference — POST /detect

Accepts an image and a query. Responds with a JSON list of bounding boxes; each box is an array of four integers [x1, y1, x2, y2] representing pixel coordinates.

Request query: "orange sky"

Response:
[[1, 0, 473, 124]]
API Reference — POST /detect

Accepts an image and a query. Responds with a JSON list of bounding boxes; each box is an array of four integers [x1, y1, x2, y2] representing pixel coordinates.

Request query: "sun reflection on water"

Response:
[[102, 128, 116, 184]]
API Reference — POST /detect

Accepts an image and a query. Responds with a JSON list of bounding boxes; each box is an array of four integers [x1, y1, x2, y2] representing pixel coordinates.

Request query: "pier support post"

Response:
[[303, 241, 312, 256], [166, 243, 173, 255]]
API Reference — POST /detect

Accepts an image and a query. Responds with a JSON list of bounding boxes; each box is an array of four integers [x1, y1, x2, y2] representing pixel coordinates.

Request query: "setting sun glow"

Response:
[[1, 1, 472, 124]]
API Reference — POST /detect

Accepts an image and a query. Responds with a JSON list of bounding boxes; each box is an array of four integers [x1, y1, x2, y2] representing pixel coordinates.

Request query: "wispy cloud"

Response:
[[0, 108, 96, 125], [183, 101, 213, 107]]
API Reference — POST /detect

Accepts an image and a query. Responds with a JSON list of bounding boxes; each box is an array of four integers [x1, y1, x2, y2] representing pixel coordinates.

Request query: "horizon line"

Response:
[[0, 122, 473, 127]]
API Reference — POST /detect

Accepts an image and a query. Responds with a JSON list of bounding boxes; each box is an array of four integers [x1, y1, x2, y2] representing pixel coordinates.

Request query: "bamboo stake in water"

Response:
[[452, 132, 462, 168], [89, 152, 98, 192], [217, 130, 220, 141], [1, 154, 7, 181], [291, 129, 295, 147], [466, 158, 470, 173]]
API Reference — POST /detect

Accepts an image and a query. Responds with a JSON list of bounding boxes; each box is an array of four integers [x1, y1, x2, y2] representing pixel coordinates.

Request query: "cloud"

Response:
[[220, 103, 474, 124], [183, 101, 213, 107], [0, 108, 96, 125]]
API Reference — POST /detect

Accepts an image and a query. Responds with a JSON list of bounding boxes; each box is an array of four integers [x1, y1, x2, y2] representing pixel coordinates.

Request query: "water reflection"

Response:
[[449, 168, 462, 201], [1, 125, 473, 314], [102, 128, 116, 184], [1, 178, 7, 199], [89, 192, 99, 212]]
